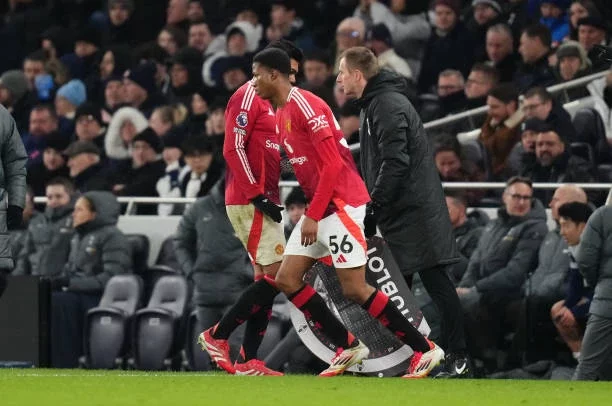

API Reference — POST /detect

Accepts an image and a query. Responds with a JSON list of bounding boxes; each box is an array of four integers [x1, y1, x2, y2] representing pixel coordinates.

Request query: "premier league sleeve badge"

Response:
[[236, 111, 248, 128]]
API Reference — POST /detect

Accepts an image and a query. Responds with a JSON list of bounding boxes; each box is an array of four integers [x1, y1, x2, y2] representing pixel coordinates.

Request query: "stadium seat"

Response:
[[126, 234, 150, 274], [131, 275, 188, 370], [82, 274, 143, 369], [462, 139, 492, 179], [183, 309, 212, 371], [572, 107, 612, 164], [597, 164, 612, 183], [569, 142, 595, 169]]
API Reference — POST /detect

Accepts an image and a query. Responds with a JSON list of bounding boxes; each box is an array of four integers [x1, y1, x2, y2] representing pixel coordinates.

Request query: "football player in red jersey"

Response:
[[198, 40, 303, 376], [250, 47, 445, 378]]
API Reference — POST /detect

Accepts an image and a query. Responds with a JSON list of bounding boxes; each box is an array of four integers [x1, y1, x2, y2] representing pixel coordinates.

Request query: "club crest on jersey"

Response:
[[236, 111, 248, 127]]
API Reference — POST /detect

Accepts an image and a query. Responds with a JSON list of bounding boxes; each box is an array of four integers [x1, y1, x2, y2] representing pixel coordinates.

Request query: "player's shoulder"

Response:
[[287, 87, 328, 119], [228, 81, 260, 112]]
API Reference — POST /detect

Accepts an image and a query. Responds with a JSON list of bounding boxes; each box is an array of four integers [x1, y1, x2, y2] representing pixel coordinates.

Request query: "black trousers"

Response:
[[0, 269, 7, 299], [405, 265, 467, 353]]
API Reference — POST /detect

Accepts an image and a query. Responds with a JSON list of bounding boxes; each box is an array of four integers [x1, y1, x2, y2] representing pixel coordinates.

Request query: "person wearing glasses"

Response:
[[522, 86, 578, 144], [457, 176, 548, 372]]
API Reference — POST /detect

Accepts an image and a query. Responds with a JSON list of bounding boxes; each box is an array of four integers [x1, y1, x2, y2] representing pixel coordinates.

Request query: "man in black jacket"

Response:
[[337, 46, 469, 377]]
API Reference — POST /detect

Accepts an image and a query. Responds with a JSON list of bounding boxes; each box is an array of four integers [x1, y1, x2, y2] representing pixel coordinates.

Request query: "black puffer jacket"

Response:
[[64, 191, 132, 293], [358, 70, 459, 275], [460, 200, 548, 297]]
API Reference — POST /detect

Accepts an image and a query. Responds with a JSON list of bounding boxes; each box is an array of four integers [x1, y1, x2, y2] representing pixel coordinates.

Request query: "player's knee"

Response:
[[274, 271, 297, 294], [341, 284, 368, 304]]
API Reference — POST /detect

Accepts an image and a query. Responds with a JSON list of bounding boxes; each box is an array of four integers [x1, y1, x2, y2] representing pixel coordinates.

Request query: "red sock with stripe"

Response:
[[289, 284, 357, 349], [363, 290, 430, 353], [213, 276, 278, 340]]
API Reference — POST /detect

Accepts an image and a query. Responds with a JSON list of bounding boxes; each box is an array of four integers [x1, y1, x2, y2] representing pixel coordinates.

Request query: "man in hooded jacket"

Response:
[[337, 46, 468, 377]]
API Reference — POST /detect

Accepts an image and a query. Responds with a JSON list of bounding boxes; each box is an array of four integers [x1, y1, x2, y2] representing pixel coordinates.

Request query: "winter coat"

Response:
[[460, 200, 548, 297], [449, 215, 486, 284], [156, 162, 190, 216], [64, 191, 132, 293], [576, 205, 612, 319], [418, 22, 475, 93], [179, 159, 224, 199], [112, 159, 166, 215], [520, 151, 595, 206], [545, 100, 578, 144], [479, 110, 525, 178], [72, 163, 113, 193], [523, 228, 570, 301], [26, 162, 69, 197], [105, 107, 148, 160], [13, 204, 73, 276], [358, 70, 459, 275], [492, 53, 521, 84], [513, 54, 556, 93], [0, 105, 27, 270], [174, 181, 253, 306]]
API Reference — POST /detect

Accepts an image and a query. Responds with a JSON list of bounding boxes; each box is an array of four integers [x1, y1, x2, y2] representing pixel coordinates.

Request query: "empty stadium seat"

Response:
[[82, 274, 143, 369], [183, 310, 212, 371], [572, 107, 612, 164], [569, 142, 595, 168], [131, 275, 188, 370], [126, 234, 150, 274]]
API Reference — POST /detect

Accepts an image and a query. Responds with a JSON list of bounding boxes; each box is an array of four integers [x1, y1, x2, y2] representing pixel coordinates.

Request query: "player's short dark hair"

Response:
[[253, 48, 291, 75], [522, 23, 552, 48], [265, 39, 304, 64], [489, 83, 519, 104], [506, 175, 533, 189], [558, 201, 593, 224], [523, 86, 553, 102], [340, 46, 379, 80], [46, 177, 76, 195], [470, 63, 500, 85]]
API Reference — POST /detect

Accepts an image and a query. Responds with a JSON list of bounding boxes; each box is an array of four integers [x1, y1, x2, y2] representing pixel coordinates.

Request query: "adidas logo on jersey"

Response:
[[336, 254, 347, 264]]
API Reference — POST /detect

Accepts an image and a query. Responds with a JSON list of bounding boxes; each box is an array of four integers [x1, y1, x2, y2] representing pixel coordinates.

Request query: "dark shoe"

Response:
[[434, 353, 473, 379]]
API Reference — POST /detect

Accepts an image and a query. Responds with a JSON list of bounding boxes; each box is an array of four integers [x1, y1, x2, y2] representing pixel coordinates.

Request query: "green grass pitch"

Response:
[[1, 369, 611, 406]]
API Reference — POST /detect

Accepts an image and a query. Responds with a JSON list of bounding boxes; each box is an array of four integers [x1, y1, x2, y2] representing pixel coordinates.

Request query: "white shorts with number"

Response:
[[284, 202, 367, 268]]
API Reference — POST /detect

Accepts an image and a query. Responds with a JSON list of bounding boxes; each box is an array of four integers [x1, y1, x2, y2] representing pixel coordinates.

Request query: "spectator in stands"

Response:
[[22, 105, 60, 163], [433, 135, 486, 206], [180, 135, 223, 199], [26, 132, 70, 196], [187, 0, 204, 22], [573, 203, 612, 380], [149, 105, 187, 138], [66, 141, 112, 193], [14, 177, 75, 277], [74, 102, 106, 154], [187, 87, 212, 135], [55, 79, 86, 133], [156, 135, 187, 216], [50, 191, 131, 368], [506, 117, 542, 176], [105, 0, 138, 46], [105, 106, 149, 163], [539, 0, 571, 46], [102, 77, 125, 119], [22, 50, 47, 92], [167, 0, 190, 33], [202, 23, 255, 88], [188, 19, 214, 54], [568, 0, 600, 40], [521, 124, 594, 205], [515, 24, 556, 92], [0, 70, 31, 133], [167, 47, 204, 107], [445, 191, 486, 284], [157, 25, 187, 57], [267, 0, 315, 53], [465, 63, 500, 108], [123, 62, 165, 117], [135, 43, 172, 97], [554, 40, 592, 100], [61, 27, 103, 81], [512, 185, 588, 364], [174, 178, 252, 367], [576, 16, 610, 72], [418, 0, 475, 93], [333, 17, 366, 73], [301, 50, 336, 109], [522, 86, 578, 143], [110, 128, 166, 214], [425, 69, 466, 122], [215, 56, 251, 95], [486, 24, 520, 83], [479, 83, 525, 179], [467, 0, 505, 62], [458, 176, 548, 364], [283, 187, 307, 240], [9, 188, 38, 267], [587, 69, 612, 143], [203, 99, 226, 150], [94, 45, 133, 103], [338, 101, 360, 145], [367, 23, 413, 80], [551, 201, 593, 361], [234, 4, 266, 50]]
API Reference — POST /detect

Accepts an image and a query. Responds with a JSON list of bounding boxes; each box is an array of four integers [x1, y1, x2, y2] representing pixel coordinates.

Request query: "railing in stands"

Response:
[[348, 69, 610, 152], [32, 182, 612, 215]]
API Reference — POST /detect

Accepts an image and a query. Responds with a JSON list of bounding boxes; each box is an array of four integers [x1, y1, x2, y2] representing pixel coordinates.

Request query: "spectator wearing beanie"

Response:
[[180, 135, 223, 199], [110, 128, 166, 214], [167, 46, 204, 107], [368, 24, 413, 80], [74, 102, 107, 155], [157, 129, 190, 216], [467, 0, 505, 62], [26, 132, 71, 197], [0, 70, 32, 133], [105, 106, 149, 164], [105, 0, 139, 46], [554, 40, 592, 99], [576, 16, 610, 72], [87, 45, 134, 107], [60, 26, 103, 81], [123, 62, 166, 117], [418, 0, 476, 93]]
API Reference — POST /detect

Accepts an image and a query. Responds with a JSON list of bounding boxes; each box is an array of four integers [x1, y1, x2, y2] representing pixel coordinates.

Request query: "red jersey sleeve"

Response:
[[223, 85, 262, 199]]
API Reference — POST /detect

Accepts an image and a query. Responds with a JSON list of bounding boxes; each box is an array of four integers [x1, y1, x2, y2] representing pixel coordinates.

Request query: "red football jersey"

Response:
[[224, 81, 281, 205], [276, 87, 370, 221]]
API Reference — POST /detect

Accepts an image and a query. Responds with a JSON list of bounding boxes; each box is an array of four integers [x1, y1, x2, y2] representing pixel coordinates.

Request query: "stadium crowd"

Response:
[[2, 0, 612, 379]]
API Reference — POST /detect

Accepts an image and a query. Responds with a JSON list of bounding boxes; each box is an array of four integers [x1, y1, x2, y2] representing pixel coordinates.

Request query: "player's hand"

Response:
[[251, 194, 284, 223], [301, 216, 318, 246], [558, 307, 576, 328], [363, 201, 381, 238]]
